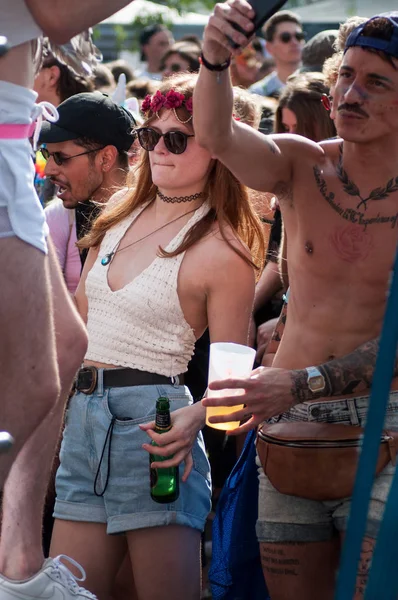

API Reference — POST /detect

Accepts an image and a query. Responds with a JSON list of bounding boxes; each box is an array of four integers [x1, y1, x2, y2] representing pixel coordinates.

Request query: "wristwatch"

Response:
[[306, 366, 326, 394]]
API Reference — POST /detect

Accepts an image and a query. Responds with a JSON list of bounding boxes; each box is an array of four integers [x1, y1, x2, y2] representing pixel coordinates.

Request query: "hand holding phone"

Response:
[[229, 0, 288, 49]]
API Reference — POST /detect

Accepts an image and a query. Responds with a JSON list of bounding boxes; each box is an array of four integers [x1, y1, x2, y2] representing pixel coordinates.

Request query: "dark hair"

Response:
[[355, 17, 398, 68], [178, 34, 202, 50], [160, 42, 201, 74], [126, 78, 158, 100], [92, 64, 115, 91], [106, 59, 135, 84], [74, 136, 129, 171], [275, 73, 336, 141], [41, 56, 94, 102], [301, 30, 338, 71], [263, 10, 302, 42]]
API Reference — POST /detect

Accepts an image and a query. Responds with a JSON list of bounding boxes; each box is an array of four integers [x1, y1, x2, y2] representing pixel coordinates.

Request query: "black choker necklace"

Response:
[[157, 190, 205, 204]]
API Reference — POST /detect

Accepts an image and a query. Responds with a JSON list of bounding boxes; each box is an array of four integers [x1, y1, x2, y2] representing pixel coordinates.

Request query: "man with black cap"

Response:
[[195, 4, 398, 598], [42, 91, 135, 292]]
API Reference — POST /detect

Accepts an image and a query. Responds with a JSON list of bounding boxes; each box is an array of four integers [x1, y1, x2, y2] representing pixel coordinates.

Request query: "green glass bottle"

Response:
[[150, 397, 179, 503]]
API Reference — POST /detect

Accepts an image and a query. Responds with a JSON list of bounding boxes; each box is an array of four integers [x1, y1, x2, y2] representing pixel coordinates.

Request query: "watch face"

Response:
[[309, 376, 325, 391]]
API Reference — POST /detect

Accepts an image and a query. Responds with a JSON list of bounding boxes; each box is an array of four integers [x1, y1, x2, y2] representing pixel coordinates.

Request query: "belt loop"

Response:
[[171, 375, 180, 388], [96, 369, 104, 397], [347, 398, 360, 426]]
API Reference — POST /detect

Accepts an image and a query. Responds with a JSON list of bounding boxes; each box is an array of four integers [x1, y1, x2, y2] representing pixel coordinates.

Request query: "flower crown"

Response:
[[141, 89, 193, 124]]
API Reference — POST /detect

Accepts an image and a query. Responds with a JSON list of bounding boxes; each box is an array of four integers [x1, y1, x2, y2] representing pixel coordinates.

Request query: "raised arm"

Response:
[[193, 0, 321, 192], [25, 0, 135, 44]]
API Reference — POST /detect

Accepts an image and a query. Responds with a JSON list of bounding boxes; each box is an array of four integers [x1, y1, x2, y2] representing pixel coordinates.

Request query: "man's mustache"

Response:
[[338, 103, 369, 118]]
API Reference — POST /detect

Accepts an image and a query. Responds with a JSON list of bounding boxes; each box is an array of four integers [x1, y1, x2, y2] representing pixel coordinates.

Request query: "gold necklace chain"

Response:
[[101, 206, 198, 266]]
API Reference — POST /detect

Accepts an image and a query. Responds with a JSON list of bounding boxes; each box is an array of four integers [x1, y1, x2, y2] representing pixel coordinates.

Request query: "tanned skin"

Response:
[[195, 1, 398, 598]]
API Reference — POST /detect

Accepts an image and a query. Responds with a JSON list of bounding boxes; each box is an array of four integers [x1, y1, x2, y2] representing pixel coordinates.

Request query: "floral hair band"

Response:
[[141, 89, 193, 124]]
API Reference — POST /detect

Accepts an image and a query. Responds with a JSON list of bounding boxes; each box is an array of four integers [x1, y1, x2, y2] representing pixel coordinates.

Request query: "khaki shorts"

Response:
[[256, 392, 398, 543]]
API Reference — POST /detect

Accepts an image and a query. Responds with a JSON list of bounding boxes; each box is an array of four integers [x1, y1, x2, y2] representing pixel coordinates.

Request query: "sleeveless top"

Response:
[[85, 201, 211, 376]]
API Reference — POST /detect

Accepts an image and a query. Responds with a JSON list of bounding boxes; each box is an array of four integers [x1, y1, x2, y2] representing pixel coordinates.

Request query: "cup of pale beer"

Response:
[[205, 342, 256, 431]]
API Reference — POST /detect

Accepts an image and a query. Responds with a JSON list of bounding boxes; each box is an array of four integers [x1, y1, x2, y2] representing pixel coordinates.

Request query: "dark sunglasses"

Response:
[[135, 127, 194, 155], [279, 31, 305, 44], [40, 145, 105, 166]]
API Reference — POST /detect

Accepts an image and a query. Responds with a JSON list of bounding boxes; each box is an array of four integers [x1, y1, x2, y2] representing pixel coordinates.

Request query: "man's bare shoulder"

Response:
[[270, 133, 326, 163]]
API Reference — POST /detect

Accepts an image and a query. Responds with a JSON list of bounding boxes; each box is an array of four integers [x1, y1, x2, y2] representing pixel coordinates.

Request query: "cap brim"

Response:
[[39, 121, 80, 145]]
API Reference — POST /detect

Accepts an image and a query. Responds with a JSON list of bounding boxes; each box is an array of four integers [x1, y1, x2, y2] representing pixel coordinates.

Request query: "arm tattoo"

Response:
[[290, 369, 312, 404], [291, 338, 398, 403], [320, 339, 380, 396]]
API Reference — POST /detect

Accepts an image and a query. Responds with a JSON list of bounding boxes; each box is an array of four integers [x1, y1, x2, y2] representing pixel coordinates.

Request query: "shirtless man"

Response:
[[196, 4, 398, 598], [0, 1, 134, 598]]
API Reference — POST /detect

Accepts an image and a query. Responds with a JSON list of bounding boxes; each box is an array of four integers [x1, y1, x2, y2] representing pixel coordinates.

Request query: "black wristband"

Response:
[[200, 52, 231, 72]]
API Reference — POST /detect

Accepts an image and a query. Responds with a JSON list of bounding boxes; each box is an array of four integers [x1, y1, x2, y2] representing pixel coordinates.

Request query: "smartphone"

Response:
[[229, 0, 289, 49], [0, 36, 9, 58], [0, 432, 14, 453]]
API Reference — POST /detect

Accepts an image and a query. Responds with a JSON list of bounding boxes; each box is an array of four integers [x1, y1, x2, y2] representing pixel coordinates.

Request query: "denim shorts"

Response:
[[256, 392, 398, 543], [54, 373, 212, 535]]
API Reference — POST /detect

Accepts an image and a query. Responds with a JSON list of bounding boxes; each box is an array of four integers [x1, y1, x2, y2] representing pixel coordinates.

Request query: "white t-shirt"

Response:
[[1, 0, 42, 48]]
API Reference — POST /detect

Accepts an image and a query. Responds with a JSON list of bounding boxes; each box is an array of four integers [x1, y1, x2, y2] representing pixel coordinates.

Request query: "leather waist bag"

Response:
[[256, 421, 398, 501]]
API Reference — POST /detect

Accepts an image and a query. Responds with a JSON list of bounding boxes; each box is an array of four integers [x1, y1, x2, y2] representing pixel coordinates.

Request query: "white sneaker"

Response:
[[0, 555, 97, 599]]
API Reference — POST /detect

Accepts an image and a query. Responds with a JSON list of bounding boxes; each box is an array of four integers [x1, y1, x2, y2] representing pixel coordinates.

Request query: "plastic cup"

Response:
[[205, 342, 256, 431]]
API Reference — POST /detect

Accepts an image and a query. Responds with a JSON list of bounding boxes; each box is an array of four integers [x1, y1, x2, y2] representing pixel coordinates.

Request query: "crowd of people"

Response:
[[1, 1, 398, 599]]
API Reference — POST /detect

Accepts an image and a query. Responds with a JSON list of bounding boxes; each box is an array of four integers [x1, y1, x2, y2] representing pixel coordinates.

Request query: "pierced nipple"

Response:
[[305, 241, 314, 254]]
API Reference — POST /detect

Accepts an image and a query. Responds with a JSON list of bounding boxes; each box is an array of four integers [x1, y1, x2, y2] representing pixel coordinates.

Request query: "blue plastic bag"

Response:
[[209, 429, 270, 600]]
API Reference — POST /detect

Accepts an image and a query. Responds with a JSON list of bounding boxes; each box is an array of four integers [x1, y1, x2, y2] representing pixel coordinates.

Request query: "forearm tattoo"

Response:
[[290, 338, 398, 403]]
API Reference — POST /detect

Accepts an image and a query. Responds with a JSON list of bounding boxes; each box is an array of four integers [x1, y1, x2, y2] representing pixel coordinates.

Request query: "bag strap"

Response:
[[335, 248, 398, 600]]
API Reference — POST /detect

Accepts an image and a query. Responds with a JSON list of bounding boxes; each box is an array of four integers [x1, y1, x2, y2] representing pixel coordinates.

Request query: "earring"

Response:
[[321, 94, 332, 111]]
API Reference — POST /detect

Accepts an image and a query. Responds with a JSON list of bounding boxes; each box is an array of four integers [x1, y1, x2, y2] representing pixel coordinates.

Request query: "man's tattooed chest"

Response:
[[313, 165, 398, 231]]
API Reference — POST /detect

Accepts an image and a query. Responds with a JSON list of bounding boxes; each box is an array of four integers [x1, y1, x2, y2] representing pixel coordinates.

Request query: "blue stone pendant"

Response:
[[101, 253, 113, 266]]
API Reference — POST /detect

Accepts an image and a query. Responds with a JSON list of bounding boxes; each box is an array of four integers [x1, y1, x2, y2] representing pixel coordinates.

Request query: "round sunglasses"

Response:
[[135, 127, 194, 155], [40, 145, 105, 166], [279, 31, 305, 44]]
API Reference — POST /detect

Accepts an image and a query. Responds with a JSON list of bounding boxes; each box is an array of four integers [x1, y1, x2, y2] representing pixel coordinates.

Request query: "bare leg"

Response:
[[127, 525, 202, 600], [0, 238, 60, 486], [0, 240, 87, 579], [259, 538, 340, 600], [50, 520, 127, 600], [111, 555, 138, 600]]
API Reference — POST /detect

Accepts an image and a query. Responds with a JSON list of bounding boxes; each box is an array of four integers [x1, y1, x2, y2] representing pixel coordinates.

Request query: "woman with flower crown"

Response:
[[49, 73, 264, 600]]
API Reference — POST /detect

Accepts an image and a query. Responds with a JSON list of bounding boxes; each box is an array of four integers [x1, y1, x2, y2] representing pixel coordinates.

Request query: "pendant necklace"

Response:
[[101, 206, 198, 266]]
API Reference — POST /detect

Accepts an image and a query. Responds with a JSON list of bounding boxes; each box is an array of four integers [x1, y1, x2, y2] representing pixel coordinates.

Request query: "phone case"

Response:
[[229, 0, 288, 49]]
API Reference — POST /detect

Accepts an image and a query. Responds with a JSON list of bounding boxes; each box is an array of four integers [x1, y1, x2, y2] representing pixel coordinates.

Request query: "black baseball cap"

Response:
[[39, 91, 136, 152], [345, 13, 398, 59]]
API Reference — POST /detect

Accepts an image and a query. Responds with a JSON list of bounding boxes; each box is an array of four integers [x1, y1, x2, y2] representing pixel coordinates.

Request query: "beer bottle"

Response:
[[150, 397, 179, 503]]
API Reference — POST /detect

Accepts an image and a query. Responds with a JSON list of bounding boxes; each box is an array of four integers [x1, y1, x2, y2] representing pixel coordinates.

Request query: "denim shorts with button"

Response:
[[54, 373, 212, 535], [256, 392, 398, 543]]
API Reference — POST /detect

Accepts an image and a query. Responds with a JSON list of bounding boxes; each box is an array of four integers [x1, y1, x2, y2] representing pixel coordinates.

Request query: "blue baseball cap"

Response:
[[345, 13, 398, 59]]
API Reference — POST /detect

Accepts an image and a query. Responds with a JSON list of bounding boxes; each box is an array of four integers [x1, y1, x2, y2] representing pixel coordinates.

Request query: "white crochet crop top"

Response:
[[85, 201, 210, 376]]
